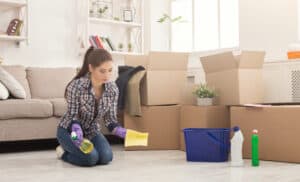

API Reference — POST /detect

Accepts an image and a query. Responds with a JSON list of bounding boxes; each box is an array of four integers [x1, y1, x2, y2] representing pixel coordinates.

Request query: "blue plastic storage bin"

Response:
[[183, 128, 230, 162]]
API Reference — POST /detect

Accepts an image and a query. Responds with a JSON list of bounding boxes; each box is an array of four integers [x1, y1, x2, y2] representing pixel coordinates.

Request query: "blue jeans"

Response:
[[56, 127, 113, 166]]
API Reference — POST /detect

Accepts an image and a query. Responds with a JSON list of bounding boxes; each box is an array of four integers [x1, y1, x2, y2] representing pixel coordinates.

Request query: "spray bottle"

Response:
[[231, 126, 244, 166], [251, 129, 259, 166], [71, 131, 94, 154]]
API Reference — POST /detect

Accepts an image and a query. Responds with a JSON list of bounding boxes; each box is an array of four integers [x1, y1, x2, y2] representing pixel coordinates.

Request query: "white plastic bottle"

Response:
[[231, 126, 244, 167]]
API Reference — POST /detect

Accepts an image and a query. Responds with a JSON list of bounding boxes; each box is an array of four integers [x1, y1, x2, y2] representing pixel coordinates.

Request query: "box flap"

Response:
[[148, 51, 188, 70], [200, 52, 237, 74], [238, 51, 265, 69], [124, 55, 148, 69]]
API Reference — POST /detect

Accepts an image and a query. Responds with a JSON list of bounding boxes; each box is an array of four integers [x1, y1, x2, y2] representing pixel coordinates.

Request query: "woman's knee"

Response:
[[83, 151, 99, 166], [98, 148, 113, 165]]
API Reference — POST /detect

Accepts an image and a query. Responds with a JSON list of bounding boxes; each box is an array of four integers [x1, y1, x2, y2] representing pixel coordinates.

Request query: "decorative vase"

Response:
[[98, 13, 104, 18], [197, 98, 213, 106]]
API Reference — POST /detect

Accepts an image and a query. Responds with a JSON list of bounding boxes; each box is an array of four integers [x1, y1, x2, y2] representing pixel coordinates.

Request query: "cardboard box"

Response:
[[124, 105, 180, 150], [125, 51, 188, 106], [180, 77, 197, 105], [180, 105, 230, 151], [231, 105, 300, 163], [200, 51, 265, 105]]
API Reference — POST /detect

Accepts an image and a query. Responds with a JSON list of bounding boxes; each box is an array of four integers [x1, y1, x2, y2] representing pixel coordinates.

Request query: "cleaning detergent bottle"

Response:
[[231, 126, 244, 166], [71, 131, 94, 154], [251, 129, 259, 166]]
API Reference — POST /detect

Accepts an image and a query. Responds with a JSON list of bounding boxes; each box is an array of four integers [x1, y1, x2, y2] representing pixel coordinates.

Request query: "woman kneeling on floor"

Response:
[[56, 46, 126, 166]]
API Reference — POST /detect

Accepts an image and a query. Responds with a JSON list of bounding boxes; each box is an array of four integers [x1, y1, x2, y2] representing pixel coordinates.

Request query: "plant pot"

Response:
[[98, 13, 104, 18], [197, 98, 214, 106]]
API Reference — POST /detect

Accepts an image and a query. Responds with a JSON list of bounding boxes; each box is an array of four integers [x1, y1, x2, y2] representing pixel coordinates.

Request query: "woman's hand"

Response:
[[71, 123, 84, 147], [113, 127, 127, 139]]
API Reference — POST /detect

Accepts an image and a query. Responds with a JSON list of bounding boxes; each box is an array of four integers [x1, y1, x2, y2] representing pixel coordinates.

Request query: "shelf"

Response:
[[89, 17, 142, 28], [0, 0, 27, 10], [79, 48, 142, 56], [0, 34, 27, 41], [110, 51, 143, 56]]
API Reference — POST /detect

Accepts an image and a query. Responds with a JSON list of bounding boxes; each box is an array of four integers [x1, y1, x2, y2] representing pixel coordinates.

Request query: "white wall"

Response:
[[239, 0, 298, 61], [0, 0, 80, 67]]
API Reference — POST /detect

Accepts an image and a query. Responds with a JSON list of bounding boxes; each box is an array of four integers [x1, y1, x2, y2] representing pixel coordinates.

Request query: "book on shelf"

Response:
[[89, 35, 97, 48], [94, 36, 104, 49], [100, 37, 112, 51], [89, 35, 104, 49], [89, 35, 117, 52], [104, 37, 116, 51]]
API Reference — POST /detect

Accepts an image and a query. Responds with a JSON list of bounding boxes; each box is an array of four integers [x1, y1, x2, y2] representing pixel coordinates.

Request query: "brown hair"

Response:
[[64, 47, 112, 98]]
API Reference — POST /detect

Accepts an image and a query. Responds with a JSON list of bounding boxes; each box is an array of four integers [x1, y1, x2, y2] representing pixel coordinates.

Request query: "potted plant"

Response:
[[98, 5, 108, 18], [193, 84, 216, 106], [157, 13, 183, 23], [118, 43, 124, 52], [89, 9, 94, 17], [128, 42, 132, 52], [113, 17, 120, 21]]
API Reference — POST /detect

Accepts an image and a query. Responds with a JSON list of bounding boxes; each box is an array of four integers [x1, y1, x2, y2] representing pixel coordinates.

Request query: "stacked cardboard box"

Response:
[[124, 51, 188, 150], [125, 105, 181, 150], [200, 51, 265, 105], [125, 52, 188, 105], [231, 105, 300, 163], [200, 51, 300, 163]]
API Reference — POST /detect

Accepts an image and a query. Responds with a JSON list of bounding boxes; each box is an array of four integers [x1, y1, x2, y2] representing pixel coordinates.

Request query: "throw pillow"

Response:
[[0, 81, 9, 100], [0, 66, 26, 99]]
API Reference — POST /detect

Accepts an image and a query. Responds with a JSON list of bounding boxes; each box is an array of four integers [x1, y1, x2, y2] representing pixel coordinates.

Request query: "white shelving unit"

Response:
[[89, 17, 142, 28], [0, 0, 26, 10], [77, 0, 144, 56], [0, 34, 26, 41], [110, 50, 142, 56], [0, 0, 28, 44]]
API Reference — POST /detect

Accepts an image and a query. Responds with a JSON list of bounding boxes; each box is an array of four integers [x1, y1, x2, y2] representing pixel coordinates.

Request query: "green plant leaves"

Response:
[[157, 14, 184, 23], [193, 84, 216, 98]]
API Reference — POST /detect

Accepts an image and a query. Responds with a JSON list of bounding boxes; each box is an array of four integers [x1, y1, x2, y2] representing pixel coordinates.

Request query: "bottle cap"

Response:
[[71, 131, 78, 140], [252, 129, 258, 134], [233, 126, 240, 132]]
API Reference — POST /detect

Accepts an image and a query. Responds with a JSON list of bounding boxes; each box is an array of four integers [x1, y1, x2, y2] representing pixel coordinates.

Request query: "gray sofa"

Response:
[[0, 65, 111, 142]]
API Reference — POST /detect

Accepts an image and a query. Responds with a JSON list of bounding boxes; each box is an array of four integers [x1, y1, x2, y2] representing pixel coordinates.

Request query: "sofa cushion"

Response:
[[0, 99, 53, 119], [49, 98, 67, 117], [26, 67, 76, 99], [0, 117, 60, 141], [2, 65, 31, 99]]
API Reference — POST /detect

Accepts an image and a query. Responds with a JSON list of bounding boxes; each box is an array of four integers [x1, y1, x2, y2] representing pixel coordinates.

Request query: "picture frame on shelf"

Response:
[[123, 9, 133, 22]]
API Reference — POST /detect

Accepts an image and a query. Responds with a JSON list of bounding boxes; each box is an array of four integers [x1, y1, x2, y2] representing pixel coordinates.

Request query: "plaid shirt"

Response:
[[59, 73, 120, 140]]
